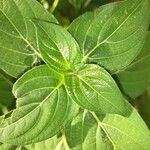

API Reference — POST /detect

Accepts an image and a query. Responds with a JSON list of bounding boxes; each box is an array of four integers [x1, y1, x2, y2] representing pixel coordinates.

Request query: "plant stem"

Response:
[[40, 0, 45, 4], [50, 0, 59, 13]]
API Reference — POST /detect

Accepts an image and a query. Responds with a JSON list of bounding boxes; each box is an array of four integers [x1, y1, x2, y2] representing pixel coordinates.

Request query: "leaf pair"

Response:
[[1, 0, 149, 77], [0, 63, 127, 144]]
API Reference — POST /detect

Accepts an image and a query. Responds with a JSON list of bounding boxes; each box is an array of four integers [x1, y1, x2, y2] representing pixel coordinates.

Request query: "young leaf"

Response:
[[0, 0, 57, 77], [65, 64, 127, 115], [68, 0, 150, 72], [32, 21, 82, 73], [116, 32, 150, 98], [0, 65, 78, 145], [65, 106, 150, 150]]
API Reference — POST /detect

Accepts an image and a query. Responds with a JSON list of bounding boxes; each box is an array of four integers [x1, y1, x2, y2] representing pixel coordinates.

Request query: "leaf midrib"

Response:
[[92, 112, 147, 150]]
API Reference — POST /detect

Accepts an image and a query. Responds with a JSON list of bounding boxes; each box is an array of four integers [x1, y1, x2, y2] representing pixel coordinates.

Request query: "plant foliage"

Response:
[[0, 0, 150, 149]]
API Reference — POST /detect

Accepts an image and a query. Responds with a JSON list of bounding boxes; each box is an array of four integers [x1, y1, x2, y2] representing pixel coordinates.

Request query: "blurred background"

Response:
[[36, 0, 119, 26]]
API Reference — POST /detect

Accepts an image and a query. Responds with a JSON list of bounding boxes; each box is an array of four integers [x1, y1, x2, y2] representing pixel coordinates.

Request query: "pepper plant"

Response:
[[0, 0, 150, 149]]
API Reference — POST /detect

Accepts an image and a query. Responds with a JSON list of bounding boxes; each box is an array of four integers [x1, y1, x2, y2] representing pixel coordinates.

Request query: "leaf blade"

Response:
[[65, 64, 127, 115], [32, 21, 82, 73], [68, 0, 150, 72], [0, 65, 78, 145], [65, 105, 150, 150]]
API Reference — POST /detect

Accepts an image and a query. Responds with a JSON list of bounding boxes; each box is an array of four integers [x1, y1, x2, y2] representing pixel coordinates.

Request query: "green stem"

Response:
[[50, 0, 59, 13], [40, 0, 45, 4]]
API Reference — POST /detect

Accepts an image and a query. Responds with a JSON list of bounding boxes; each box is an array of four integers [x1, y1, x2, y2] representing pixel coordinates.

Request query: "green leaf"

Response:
[[0, 0, 57, 78], [0, 65, 78, 145], [65, 106, 150, 150], [68, 0, 150, 72], [32, 21, 82, 73], [116, 32, 150, 98], [65, 64, 127, 115], [0, 69, 15, 108]]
